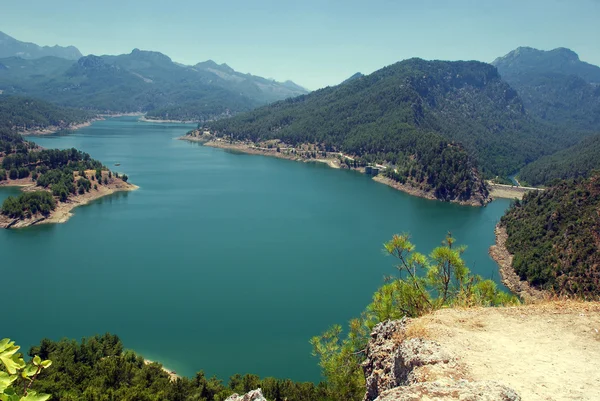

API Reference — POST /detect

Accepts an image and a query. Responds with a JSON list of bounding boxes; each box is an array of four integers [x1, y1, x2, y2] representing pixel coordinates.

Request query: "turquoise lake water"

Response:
[[0, 117, 510, 382]]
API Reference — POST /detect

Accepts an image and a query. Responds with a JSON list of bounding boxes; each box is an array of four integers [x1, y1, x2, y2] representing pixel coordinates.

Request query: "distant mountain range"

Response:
[[0, 31, 82, 60], [493, 47, 600, 131], [0, 34, 307, 119]]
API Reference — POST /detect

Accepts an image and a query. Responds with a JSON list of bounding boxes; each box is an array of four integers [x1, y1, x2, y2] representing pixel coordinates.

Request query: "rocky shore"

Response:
[[181, 132, 491, 206], [489, 224, 547, 302]]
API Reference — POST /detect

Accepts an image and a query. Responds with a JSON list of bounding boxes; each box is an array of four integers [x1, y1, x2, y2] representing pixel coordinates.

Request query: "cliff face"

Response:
[[363, 302, 600, 401], [362, 320, 520, 401]]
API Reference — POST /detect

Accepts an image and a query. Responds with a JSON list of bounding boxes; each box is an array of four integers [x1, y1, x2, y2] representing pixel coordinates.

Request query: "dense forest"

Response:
[[519, 134, 600, 186], [0, 48, 306, 117], [207, 58, 584, 183], [18, 334, 327, 401], [501, 174, 600, 298], [0, 95, 93, 132], [493, 47, 600, 132]]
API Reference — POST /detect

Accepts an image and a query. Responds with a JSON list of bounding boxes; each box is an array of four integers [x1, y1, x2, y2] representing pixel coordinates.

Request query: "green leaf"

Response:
[[32, 356, 41, 366], [0, 371, 17, 393], [0, 341, 25, 374], [40, 360, 52, 369], [22, 364, 38, 378], [20, 391, 51, 401]]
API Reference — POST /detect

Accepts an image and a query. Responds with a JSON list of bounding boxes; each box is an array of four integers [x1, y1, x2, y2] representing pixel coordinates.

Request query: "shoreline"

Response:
[[489, 224, 547, 302], [0, 177, 138, 229], [139, 117, 197, 124], [143, 359, 179, 382], [17, 118, 102, 136], [181, 135, 488, 206]]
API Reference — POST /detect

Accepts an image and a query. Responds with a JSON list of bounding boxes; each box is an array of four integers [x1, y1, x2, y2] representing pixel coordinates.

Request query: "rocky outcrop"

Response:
[[362, 320, 520, 401], [225, 389, 266, 401], [375, 381, 521, 401]]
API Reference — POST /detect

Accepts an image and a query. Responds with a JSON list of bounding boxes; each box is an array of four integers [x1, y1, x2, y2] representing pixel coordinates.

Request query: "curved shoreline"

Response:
[[17, 119, 102, 136], [139, 117, 197, 124], [0, 178, 138, 229], [180, 135, 489, 206], [489, 224, 547, 302]]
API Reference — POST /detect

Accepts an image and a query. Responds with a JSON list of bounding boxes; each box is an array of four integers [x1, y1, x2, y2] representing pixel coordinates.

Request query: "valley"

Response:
[[1, 7, 600, 400]]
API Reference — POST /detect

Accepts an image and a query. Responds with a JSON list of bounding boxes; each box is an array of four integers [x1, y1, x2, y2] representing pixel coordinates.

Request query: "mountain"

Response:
[[0, 47, 308, 119], [518, 134, 600, 186], [0, 31, 82, 60], [500, 173, 600, 298], [493, 47, 600, 131], [342, 72, 364, 84], [207, 58, 585, 181]]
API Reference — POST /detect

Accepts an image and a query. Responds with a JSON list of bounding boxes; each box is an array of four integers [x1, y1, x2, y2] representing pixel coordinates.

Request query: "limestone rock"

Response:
[[362, 319, 408, 401], [225, 388, 266, 401], [374, 380, 521, 401], [362, 319, 521, 401]]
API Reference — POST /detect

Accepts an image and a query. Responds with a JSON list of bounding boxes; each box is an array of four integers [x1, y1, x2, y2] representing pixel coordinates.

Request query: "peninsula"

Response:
[[0, 129, 136, 229]]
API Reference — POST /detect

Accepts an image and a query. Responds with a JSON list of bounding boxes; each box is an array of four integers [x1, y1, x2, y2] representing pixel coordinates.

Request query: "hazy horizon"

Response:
[[1, 0, 599, 90]]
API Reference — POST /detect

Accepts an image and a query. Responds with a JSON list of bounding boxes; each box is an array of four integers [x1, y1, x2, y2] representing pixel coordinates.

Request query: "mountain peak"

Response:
[[130, 48, 172, 63], [0, 30, 82, 60], [195, 60, 235, 74], [493, 46, 600, 84]]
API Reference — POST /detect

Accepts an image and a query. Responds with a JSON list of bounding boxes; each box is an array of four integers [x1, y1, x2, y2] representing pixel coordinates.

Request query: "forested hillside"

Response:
[[23, 334, 325, 401], [207, 58, 581, 181], [493, 47, 600, 131], [0, 95, 93, 132], [519, 134, 600, 186], [501, 174, 600, 298], [0, 44, 307, 118]]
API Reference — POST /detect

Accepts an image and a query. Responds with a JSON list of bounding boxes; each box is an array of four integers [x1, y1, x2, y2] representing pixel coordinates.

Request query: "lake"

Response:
[[0, 117, 510, 382]]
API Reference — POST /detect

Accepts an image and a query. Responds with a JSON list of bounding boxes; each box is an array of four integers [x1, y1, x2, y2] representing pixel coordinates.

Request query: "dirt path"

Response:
[[416, 301, 600, 400]]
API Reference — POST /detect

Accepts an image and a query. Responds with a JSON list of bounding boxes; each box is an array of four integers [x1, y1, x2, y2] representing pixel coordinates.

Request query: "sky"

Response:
[[1, 0, 599, 90]]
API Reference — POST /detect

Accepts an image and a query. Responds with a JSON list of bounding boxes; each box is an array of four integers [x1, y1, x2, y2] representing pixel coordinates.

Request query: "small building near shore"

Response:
[[365, 166, 379, 176]]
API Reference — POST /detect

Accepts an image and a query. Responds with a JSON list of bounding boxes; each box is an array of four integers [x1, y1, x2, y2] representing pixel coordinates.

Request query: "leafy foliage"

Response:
[[519, 134, 600, 186], [27, 334, 327, 401], [0, 338, 52, 401], [310, 233, 517, 401], [501, 174, 600, 298]]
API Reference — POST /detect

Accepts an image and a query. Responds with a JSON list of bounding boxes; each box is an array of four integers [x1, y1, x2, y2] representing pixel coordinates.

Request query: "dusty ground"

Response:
[[413, 301, 600, 401], [487, 181, 544, 200]]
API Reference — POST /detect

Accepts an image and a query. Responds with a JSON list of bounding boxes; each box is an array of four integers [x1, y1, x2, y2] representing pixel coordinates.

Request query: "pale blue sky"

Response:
[[1, 0, 599, 89]]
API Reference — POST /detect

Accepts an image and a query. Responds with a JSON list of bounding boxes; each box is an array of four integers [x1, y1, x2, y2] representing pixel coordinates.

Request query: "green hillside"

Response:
[[501, 174, 600, 298], [519, 134, 600, 186], [0, 95, 93, 132], [207, 58, 582, 180]]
